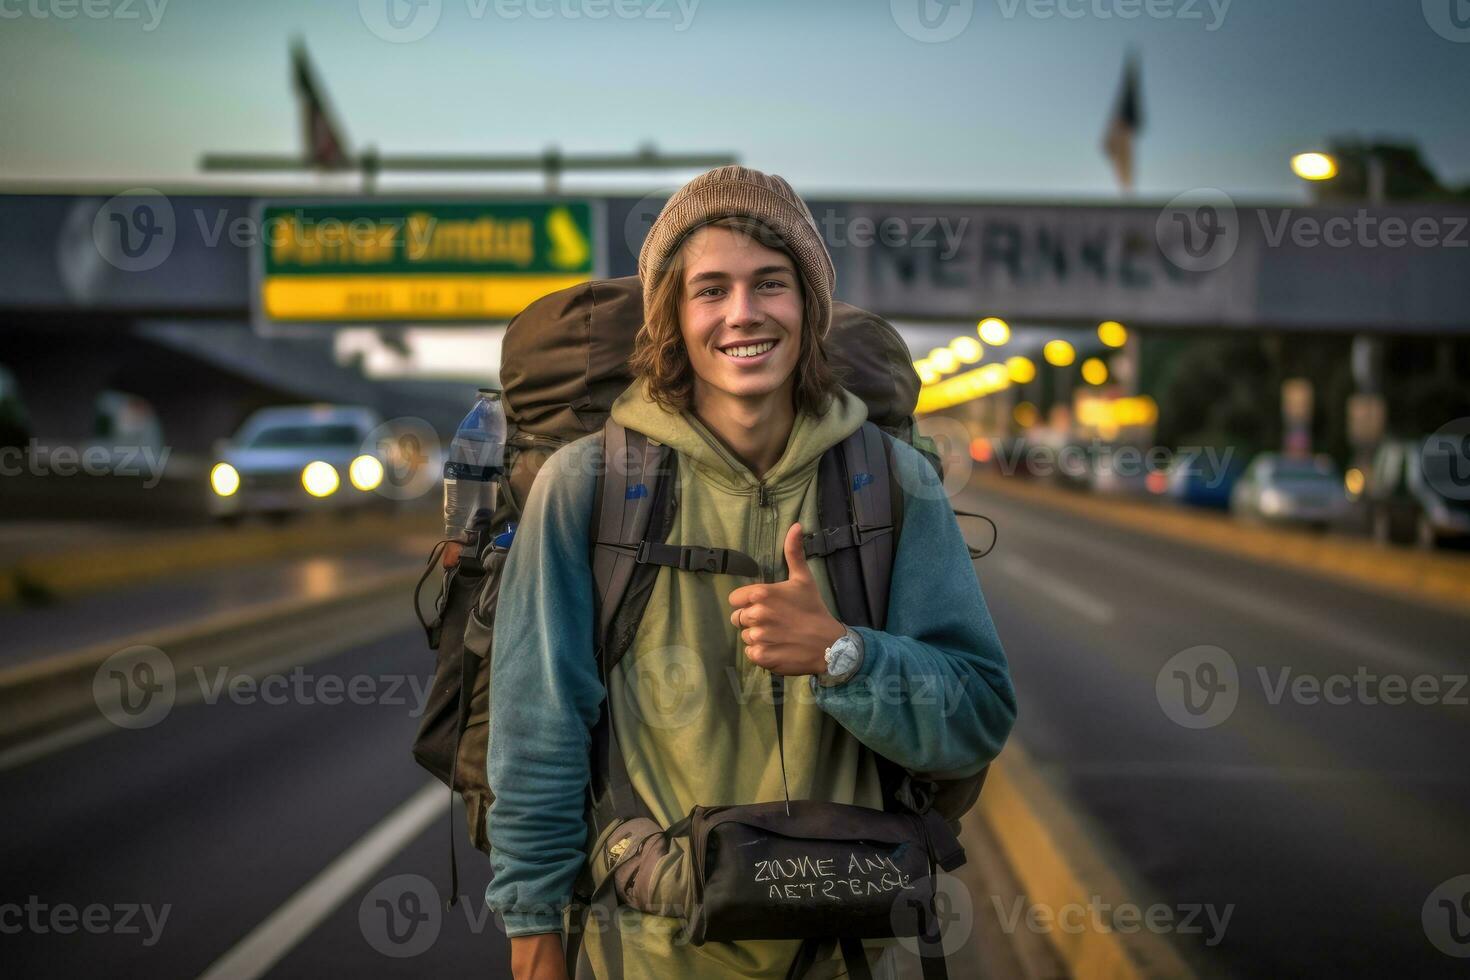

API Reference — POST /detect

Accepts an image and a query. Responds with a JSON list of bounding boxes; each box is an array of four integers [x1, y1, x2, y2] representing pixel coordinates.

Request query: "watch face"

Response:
[[826, 637, 858, 677]]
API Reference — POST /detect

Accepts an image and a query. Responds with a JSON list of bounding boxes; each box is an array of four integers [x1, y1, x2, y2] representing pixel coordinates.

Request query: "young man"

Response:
[[486, 166, 1016, 979]]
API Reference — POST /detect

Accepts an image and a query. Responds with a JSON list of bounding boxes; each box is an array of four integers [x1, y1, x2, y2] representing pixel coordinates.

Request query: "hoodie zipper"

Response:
[[756, 481, 775, 584]]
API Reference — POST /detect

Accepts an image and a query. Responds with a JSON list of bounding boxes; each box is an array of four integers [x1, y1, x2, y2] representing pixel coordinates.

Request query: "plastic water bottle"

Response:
[[443, 388, 506, 542]]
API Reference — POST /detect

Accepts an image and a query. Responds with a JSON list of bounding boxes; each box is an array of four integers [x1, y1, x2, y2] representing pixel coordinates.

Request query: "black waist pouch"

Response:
[[684, 799, 965, 946]]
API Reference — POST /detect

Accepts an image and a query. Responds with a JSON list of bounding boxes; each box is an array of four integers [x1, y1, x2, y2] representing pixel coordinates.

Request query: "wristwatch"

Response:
[[817, 627, 865, 688]]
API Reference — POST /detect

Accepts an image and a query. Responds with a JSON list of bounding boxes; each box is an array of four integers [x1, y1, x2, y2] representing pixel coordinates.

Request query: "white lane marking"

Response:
[[0, 715, 120, 772], [997, 553, 1115, 625], [993, 504, 1447, 676], [196, 781, 448, 980]]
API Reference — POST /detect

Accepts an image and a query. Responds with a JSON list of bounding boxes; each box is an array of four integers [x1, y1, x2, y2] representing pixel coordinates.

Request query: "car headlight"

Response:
[[211, 462, 240, 497], [301, 461, 340, 497], [349, 454, 384, 492], [1259, 488, 1285, 514]]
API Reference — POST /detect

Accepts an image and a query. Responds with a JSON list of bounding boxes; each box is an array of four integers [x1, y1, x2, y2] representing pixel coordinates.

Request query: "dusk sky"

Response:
[[2, 0, 1467, 201]]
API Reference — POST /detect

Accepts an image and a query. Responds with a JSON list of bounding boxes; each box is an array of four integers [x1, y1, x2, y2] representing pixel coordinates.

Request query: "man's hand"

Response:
[[441, 541, 462, 569], [728, 523, 846, 676], [510, 933, 568, 980]]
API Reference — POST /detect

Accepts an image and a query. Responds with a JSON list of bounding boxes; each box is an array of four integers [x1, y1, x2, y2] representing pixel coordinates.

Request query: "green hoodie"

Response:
[[487, 377, 1016, 978]]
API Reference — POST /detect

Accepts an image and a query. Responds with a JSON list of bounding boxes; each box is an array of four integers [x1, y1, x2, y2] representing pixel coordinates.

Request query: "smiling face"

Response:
[[676, 224, 805, 412]]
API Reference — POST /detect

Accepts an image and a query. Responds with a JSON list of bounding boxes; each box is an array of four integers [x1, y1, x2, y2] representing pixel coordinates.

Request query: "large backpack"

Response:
[[410, 276, 991, 907]]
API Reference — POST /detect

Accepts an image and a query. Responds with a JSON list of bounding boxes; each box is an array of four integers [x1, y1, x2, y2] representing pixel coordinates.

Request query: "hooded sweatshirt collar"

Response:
[[609, 377, 868, 493]]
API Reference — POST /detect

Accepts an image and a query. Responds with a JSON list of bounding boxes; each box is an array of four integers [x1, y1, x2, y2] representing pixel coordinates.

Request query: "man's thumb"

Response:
[[783, 523, 811, 581]]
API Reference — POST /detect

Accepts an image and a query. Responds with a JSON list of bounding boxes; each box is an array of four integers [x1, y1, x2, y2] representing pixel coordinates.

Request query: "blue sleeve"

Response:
[[812, 439, 1017, 777], [485, 434, 605, 937]]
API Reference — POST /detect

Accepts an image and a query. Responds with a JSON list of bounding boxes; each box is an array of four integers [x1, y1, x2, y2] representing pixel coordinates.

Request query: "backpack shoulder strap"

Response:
[[591, 420, 671, 667], [591, 420, 760, 674], [806, 421, 900, 631]]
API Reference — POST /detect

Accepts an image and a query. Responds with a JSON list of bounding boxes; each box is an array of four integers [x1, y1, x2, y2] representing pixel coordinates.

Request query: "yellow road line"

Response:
[[977, 743, 1198, 980], [0, 513, 436, 605]]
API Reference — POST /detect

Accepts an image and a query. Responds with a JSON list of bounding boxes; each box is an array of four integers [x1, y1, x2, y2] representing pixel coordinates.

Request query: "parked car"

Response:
[[208, 404, 388, 520], [1167, 448, 1245, 510], [1089, 447, 1152, 497], [1230, 453, 1350, 528], [1366, 437, 1470, 548]]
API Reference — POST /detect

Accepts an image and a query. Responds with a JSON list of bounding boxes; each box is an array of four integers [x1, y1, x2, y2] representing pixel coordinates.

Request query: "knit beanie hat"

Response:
[[637, 165, 836, 337]]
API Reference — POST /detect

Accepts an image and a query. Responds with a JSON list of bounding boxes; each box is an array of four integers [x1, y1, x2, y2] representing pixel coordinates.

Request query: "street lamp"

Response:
[[1290, 152, 1338, 181], [1292, 150, 1383, 203], [977, 317, 1011, 346]]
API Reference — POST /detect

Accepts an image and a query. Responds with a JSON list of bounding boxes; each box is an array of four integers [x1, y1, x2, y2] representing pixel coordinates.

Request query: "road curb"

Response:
[[976, 475, 1470, 616], [976, 742, 1199, 980], [0, 567, 423, 753], [0, 511, 436, 606]]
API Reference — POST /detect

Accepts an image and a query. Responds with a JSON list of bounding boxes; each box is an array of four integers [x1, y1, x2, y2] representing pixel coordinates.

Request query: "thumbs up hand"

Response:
[[728, 523, 847, 677]]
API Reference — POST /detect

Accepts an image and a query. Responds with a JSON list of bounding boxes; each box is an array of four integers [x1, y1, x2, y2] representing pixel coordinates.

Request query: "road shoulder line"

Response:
[[197, 781, 448, 980], [976, 741, 1199, 980]]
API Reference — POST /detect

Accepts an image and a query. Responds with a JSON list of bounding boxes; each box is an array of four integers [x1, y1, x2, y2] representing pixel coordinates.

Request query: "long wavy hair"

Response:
[[629, 215, 840, 418]]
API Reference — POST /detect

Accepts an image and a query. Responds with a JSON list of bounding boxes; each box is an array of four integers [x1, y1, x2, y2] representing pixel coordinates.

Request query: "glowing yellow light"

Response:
[[915, 362, 1014, 413], [1013, 402, 1039, 428], [301, 461, 340, 497], [210, 462, 240, 497], [1291, 152, 1338, 181], [1344, 467, 1364, 498], [949, 336, 984, 364], [1097, 320, 1128, 348], [977, 317, 1010, 346], [349, 454, 385, 492], [1006, 356, 1037, 384], [928, 348, 959, 374], [917, 363, 940, 385], [1081, 357, 1109, 385], [1043, 340, 1075, 367]]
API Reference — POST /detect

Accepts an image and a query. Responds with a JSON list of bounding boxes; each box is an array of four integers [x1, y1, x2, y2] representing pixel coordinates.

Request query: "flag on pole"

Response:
[[290, 40, 351, 170], [1102, 53, 1143, 192]]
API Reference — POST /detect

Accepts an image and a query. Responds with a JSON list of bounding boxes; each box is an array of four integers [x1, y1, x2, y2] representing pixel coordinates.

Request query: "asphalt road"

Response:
[[967, 481, 1470, 978], [3, 483, 1468, 978], [0, 622, 508, 979]]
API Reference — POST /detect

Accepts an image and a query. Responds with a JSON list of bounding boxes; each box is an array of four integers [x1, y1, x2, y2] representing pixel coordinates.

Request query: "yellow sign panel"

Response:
[[262, 274, 590, 321], [256, 200, 599, 324]]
